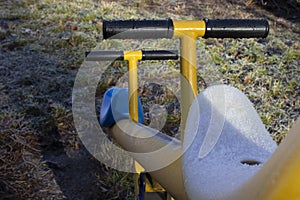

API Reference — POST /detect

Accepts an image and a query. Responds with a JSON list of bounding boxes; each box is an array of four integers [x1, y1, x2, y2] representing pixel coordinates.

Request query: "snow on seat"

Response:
[[182, 85, 277, 200]]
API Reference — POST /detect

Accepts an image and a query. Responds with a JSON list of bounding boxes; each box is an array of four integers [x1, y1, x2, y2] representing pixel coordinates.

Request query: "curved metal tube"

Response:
[[108, 119, 188, 200]]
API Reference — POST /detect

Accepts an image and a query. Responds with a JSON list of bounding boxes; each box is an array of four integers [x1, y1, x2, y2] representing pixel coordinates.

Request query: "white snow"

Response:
[[182, 85, 277, 200]]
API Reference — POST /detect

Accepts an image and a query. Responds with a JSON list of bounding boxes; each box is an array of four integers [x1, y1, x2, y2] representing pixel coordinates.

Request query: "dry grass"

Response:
[[0, 111, 64, 199], [0, 0, 299, 199]]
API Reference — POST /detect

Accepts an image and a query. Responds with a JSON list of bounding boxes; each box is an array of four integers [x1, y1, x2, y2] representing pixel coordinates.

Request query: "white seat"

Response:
[[182, 85, 277, 200]]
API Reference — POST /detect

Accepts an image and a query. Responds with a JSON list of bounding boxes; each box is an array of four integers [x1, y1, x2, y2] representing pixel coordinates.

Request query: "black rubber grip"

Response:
[[103, 19, 174, 39], [85, 51, 123, 61], [142, 50, 178, 60], [85, 50, 178, 61], [204, 18, 269, 38]]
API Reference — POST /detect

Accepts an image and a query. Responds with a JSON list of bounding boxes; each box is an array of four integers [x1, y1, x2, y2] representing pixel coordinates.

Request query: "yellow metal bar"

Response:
[[257, 117, 300, 200], [124, 51, 168, 198], [173, 20, 206, 97], [173, 20, 206, 39], [109, 119, 188, 200], [229, 117, 300, 200], [124, 51, 143, 122], [123, 51, 143, 197], [173, 20, 206, 141], [180, 36, 198, 97], [178, 36, 197, 139]]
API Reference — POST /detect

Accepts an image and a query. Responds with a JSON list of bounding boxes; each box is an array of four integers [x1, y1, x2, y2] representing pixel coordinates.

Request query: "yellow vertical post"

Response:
[[124, 51, 143, 122], [124, 50, 143, 197], [124, 50, 172, 199], [173, 20, 206, 141], [178, 35, 198, 140]]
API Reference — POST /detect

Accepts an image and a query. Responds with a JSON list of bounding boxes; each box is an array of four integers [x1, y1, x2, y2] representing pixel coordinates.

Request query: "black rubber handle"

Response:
[[103, 19, 174, 39], [142, 50, 178, 60], [204, 18, 269, 38], [85, 51, 124, 61], [85, 50, 178, 61]]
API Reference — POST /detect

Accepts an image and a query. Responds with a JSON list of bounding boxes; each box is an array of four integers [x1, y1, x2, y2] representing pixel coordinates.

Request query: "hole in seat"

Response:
[[240, 160, 261, 166]]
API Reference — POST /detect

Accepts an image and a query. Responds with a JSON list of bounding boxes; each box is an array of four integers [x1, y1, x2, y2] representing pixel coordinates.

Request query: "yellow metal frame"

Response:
[[124, 50, 143, 123], [107, 19, 300, 200], [122, 21, 207, 199], [172, 20, 300, 200], [173, 20, 206, 140], [124, 50, 169, 197], [122, 19, 208, 127], [229, 118, 300, 200], [109, 119, 187, 199], [124, 50, 144, 196]]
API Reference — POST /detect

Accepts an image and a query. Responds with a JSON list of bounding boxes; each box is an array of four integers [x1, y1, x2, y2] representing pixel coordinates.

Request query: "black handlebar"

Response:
[[103, 19, 174, 39], [103, 18, 269, 39], [85, 50, 178, 61], [141, 50, 178, 60], [203, 18, 269, 38], [86, 50, 124, 61]]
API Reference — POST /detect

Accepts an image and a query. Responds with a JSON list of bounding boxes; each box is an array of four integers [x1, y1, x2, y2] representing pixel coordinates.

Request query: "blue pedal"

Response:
[[100, 88, 144, 127]]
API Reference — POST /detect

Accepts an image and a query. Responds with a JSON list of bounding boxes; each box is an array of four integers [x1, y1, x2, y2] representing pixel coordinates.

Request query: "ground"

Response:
[[0, 0, 299, 199]]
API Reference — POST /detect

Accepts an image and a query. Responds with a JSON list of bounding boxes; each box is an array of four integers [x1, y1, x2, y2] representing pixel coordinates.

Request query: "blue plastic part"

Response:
[[100, 88, 144, 127], [139, 173, 146, 200]]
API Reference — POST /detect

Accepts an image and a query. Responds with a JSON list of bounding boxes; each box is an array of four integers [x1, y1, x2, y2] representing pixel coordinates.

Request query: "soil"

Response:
[[0, 0, 299, 199]]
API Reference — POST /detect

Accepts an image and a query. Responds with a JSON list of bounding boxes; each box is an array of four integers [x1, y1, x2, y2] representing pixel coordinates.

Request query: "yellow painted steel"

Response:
[[173, 20, 206, 141], [145, 178, 165, 193], [109, 119, 188, 199], [124, 50, 142, 123], [124, 51, 144, 197], [105, 20, 300, 200], [229, 117, 300, 200], [117, 22, 207, 200], [173, 20, 206, 39], [256, 118, 300, 200], [124, 50, 168, 198], [173, 20, 206, 97]]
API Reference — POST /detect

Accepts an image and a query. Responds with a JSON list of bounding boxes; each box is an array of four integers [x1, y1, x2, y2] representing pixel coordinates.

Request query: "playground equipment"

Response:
[[86, 18, 300, 200]]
